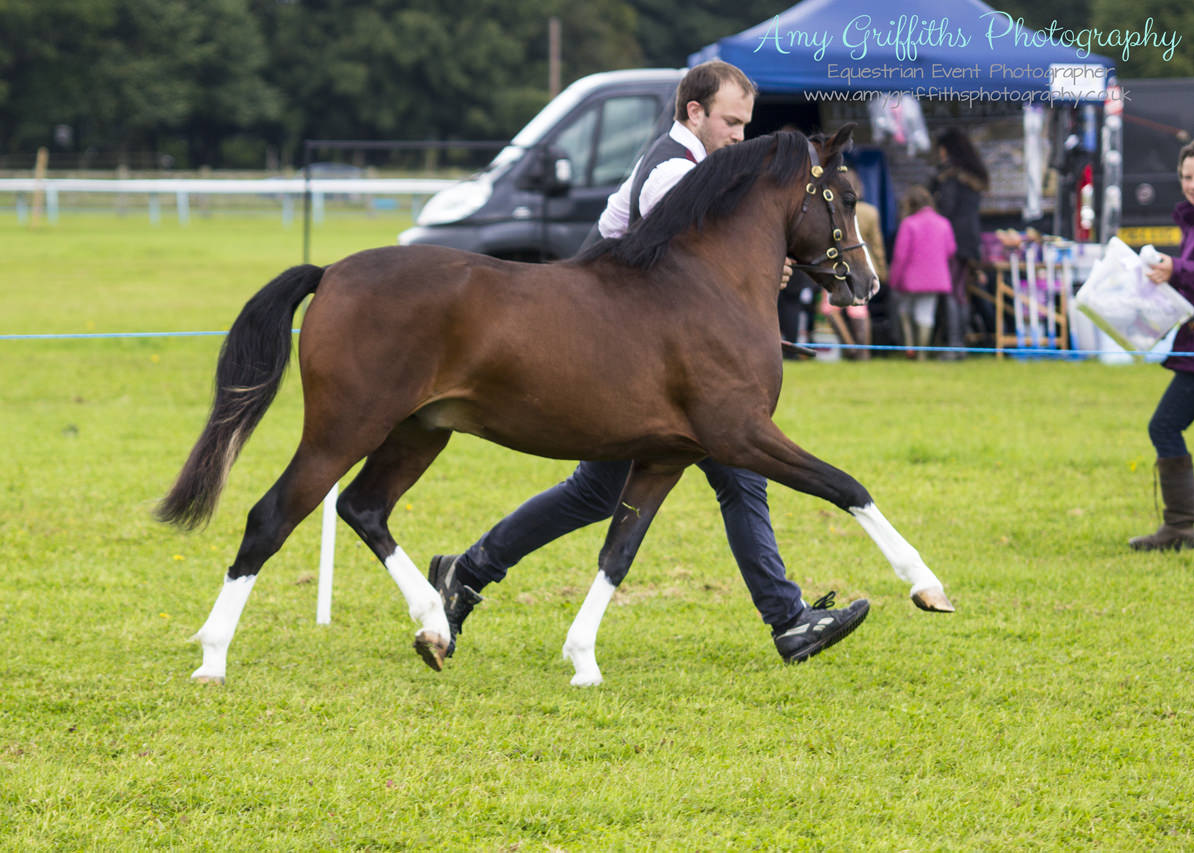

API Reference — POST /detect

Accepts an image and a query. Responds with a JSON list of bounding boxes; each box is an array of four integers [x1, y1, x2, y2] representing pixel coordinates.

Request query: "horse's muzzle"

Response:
[[827, 281, 854, 308], [858, 273, 880, 304], [827, 272, 876, 308]]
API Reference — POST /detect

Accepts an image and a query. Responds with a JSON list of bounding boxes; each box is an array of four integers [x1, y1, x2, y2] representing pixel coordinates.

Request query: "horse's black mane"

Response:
[[576, 130, 818, 270]]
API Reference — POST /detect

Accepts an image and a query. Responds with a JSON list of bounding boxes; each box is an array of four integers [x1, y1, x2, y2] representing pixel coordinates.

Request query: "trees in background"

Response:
[[0, 0, 278, 165], [0, 0, 649, 166], [0, 0, 1183, 168]]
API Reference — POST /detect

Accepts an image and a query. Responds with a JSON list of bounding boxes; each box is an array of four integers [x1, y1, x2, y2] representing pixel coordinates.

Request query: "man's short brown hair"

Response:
[[675, 60, 758, 121]]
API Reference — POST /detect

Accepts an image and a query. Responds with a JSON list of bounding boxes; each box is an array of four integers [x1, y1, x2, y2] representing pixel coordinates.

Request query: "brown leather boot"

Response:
[[1130, 455, 1194, 551]]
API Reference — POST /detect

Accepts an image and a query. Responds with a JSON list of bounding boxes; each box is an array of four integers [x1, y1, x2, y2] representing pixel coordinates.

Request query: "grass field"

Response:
[[2, 214, 1193, 851]]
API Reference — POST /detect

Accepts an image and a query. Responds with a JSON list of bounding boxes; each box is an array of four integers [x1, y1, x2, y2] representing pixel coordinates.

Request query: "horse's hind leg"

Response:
[[191, 444, 357, 683], [710, 420, 954, 612], [335, 419, 453, 670], [563, 462, 684, 686]]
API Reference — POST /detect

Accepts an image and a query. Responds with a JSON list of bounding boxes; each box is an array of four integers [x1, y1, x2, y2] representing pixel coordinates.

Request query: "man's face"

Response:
[[687, 84, 753, 153]]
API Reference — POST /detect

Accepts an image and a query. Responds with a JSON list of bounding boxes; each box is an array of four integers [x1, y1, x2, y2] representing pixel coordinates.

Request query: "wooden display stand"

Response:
[[991, 248, 1074, 359]]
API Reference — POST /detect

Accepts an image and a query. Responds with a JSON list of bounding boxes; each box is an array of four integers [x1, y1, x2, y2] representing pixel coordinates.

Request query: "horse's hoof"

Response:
[[911, 588, 955, 612], [570, 673, 603, 687], [413, 630, 449, 672], [191, 674, 226, 685], [563, 646, 603, 686]]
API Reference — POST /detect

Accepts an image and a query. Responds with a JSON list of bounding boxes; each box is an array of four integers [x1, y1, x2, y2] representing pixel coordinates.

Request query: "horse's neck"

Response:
[[684, 187, 790, 307]]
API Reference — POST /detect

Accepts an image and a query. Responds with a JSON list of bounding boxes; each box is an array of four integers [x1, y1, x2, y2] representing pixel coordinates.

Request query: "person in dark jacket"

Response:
[[930, 128, 988, 359], [1132, 140, 1194, 551]]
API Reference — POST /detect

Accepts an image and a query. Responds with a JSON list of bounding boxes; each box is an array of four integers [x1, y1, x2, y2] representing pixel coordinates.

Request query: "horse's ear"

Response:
[[828, 122, 857, 155]]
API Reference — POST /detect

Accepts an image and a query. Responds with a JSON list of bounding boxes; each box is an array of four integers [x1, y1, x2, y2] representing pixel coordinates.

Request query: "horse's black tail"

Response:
[[157, 264, 325, 530]]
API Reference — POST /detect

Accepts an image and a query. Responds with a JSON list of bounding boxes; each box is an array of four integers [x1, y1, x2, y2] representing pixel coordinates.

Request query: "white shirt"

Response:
[[596, 121, 707, 239]]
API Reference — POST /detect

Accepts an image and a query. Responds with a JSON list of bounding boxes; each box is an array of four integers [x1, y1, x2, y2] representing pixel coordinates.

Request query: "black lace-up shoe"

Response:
[[773, 591, 869, 664], [427, 554, 482, 658]]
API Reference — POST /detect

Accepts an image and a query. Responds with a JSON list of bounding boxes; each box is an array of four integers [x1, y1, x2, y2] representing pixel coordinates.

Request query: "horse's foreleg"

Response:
[[336, 421, 453, 670], [563, 572, 616, 687], [850, 503, 954, 612], [563, 462, 684, 686], [711, 420, 953, 611]]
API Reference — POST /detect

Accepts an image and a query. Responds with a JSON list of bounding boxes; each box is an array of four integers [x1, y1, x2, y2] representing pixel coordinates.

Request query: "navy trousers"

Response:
[[456, 459, 805, 630], [1149, 370, 1194, 458]]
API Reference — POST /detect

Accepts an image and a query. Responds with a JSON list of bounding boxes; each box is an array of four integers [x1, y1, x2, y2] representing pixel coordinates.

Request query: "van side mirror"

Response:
[[553, 155, 573, 187], [526, 146, 573, 196]]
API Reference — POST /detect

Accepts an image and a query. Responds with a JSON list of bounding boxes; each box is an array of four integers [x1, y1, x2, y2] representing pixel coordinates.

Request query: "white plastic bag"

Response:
[[1074, 237, 1193, 354]]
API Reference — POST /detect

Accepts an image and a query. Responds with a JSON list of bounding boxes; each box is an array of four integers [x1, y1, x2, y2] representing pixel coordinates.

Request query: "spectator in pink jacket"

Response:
[[889, 186, 956, 360]]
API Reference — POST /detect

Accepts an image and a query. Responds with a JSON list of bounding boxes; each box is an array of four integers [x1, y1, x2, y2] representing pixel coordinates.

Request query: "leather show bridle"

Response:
[[787, 142, 867, 284]]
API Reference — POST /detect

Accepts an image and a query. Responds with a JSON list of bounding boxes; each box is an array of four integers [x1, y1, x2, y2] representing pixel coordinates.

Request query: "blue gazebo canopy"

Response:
[[690, 0, 1115, 100]]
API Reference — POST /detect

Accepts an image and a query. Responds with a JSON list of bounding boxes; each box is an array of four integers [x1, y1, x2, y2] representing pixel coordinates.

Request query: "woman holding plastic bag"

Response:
[[1131, 141, 1194, 551]]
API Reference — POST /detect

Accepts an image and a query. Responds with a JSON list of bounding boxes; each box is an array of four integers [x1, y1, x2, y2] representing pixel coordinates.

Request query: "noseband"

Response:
[[788, 143, 866, 282]]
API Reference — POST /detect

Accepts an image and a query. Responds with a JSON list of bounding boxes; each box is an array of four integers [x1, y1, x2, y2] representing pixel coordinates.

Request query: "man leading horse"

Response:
[[427, 60, 870, 670], [161, 61, 953, 687]]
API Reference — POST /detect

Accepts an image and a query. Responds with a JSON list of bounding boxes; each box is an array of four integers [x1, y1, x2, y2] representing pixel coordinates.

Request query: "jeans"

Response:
[[1148, 370, 1194, 458], [457, 458, 805, 629]]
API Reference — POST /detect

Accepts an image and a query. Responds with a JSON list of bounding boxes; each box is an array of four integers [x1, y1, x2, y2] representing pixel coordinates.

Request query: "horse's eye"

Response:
[[842, 192, 858, 207]]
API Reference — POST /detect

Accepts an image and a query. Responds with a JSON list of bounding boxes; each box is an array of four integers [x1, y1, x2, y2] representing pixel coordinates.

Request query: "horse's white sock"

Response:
[[850, 502, 944, 594], [563, 571, 616, 687], [384, 546, 450, 638], [191, 574, 256, 681]]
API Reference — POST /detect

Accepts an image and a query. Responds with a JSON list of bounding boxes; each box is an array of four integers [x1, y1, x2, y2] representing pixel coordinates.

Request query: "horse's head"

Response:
[[786, 123, 880, 308]]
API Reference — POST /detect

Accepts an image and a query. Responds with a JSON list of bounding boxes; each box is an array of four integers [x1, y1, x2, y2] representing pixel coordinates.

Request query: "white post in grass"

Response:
[[316, 485, 337, 624]]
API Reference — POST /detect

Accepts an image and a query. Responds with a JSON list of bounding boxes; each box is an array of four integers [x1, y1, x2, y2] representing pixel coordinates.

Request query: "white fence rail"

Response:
[[0, 177, 456, 223]]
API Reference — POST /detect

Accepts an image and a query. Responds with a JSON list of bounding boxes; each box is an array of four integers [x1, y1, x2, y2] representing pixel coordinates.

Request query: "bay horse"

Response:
[[159, 125, 953, 687]]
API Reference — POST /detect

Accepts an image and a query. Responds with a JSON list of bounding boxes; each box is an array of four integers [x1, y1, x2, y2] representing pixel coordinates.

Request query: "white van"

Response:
[[399, 68, 684, 260]]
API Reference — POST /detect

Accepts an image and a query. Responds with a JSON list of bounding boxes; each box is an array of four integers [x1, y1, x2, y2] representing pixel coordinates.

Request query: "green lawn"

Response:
[[2, 214, 1191, 851]]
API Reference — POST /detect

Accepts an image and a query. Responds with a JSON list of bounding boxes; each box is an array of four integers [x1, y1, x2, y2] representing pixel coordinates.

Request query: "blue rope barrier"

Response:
[[0, 329, 301, 341], [1, 330, 1189, 360], [803, 342, 1194, 358]]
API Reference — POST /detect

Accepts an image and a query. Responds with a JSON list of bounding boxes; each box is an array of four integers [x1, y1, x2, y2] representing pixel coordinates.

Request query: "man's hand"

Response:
[[781, 257, 794, 289], [1147, 254, 1174, 284]]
